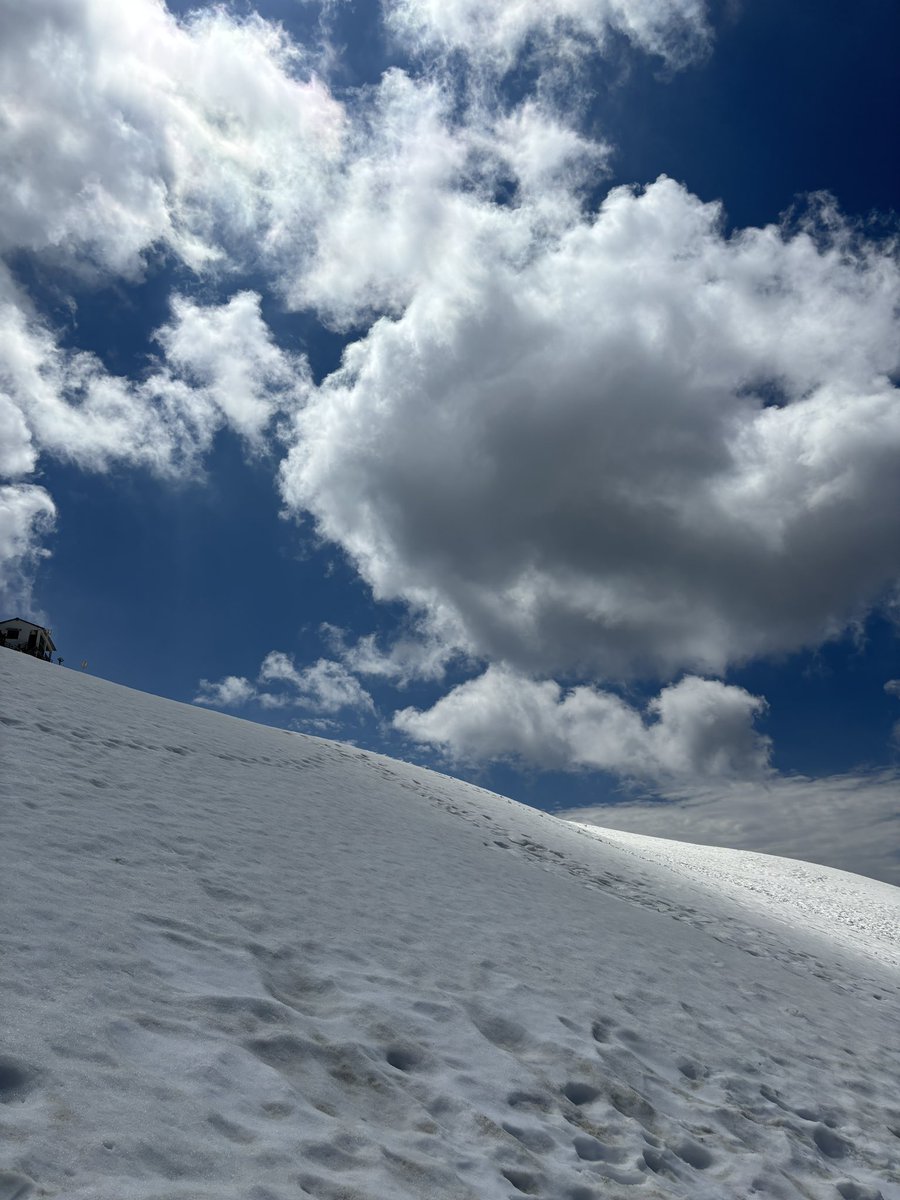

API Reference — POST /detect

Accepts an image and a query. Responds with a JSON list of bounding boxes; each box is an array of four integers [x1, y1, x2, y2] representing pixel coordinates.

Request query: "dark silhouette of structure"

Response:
[[0, 617, 57, 661]]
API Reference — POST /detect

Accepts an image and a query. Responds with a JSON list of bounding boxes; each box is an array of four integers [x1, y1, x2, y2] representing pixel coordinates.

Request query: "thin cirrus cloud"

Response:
[[558, 771, 900, 888]]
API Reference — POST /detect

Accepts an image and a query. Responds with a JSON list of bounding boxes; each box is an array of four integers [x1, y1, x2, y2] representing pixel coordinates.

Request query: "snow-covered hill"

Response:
[[2, 650, 899, 1200]]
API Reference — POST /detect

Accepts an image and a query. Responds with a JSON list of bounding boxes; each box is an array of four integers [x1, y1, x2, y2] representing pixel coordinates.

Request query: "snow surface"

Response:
[[2, 650, 899, 1200], [569, 826, 900, 974]]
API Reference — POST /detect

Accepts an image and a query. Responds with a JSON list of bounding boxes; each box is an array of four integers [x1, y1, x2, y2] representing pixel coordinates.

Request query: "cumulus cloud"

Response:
[[5, 0, 900, 804], [0, 275, 306, 601], [0, 283, 179, 475], [258, 652, 375, 714], [294, 75, 607, 325], [0, 0, 343, 277], [394, 667, 770, 781], [154, 291, 307, 444], [0, 0, 614, 617], [195, 652, 374, 715], [0, 0, 605, 478], [0, 0, 623, 324], [282, 180, 900, 681], [3, 0, 613, 323], [193, 674, 257, 708], [0, 284, 305, 476]]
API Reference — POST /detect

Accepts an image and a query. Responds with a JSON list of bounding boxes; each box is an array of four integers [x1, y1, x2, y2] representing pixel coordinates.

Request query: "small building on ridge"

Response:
[[0, 617, 57, 661]]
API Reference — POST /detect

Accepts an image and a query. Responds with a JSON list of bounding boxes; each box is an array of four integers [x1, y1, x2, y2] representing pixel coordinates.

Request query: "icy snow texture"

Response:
[[570, 825, 900, 973], [1, 649, 899, 1200]]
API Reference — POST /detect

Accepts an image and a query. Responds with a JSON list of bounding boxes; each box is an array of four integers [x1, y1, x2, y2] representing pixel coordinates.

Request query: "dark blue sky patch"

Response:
[[36, 435, 369, 698], [593, 0, 900, 229]]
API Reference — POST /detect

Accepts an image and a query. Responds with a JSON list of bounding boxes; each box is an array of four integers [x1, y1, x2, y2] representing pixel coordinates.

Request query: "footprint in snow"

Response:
[[501, 1167, 542, 1194], [591, 1018, 614, 1044], [0, 1059, 37, 1103], [562, 1081, 602, 1107], [0, 1173, 34, 1200]]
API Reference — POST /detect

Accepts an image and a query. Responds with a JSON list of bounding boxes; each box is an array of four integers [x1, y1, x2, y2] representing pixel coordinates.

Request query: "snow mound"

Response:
[[569, 824, 900, 973], [2, 650, 899, 1200]]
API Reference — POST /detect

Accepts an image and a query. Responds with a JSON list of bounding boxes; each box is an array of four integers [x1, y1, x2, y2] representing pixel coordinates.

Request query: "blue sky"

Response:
[[3, 0, 900, 814]]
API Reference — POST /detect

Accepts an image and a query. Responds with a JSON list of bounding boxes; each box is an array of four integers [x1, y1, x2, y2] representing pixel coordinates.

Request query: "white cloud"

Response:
[[0, 271, 307, 604], [195, 652, 374, 715], [0, 0, 618, 616], [395, 667, 770, 781], [644, 675, 770, 778], [4, 0, 900, 805], [385, 0, 710, 72], [293, 70, 474, 322], [0, 0, 614, 481], [492, 102, 611, 200], [294, 75, 606, 325], [0, 0, 344, 278], [282, 180, 900, 681], [0, 291, 187, 476], [884, 679, 900, 698], [260, 653, 375, 713], [559, 771, 900, 888], [321, 619, 465, 685], [0, 390, 35, 479], [0, 484, 56, 614], [0, 283, 305, 477], [257, 652, 355, 711], [154, 291, 307, 444], [0, 0, 617, 322], [194, 674, 257, 708]]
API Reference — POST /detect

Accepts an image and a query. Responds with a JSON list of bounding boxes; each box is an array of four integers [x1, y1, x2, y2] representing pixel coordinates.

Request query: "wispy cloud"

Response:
[[0, 483, 56, 614], [195, 652, 374, 716], [193, 675, 258, 709], [385, 0, 711, 72]]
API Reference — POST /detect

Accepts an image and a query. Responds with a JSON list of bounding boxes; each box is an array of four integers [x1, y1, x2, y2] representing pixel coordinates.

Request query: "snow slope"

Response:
[[569, 825, 900, 974], [2, 650, 899, 1200]]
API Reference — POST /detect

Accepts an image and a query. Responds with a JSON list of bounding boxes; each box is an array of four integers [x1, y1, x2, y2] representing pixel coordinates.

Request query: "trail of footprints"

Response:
[[395, 768, 900, 1010], [5, 732, 896, 1198], [131, 919, 697, 1196], [2, 904, 894, 1198], [27, 913, 879, 1200]]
